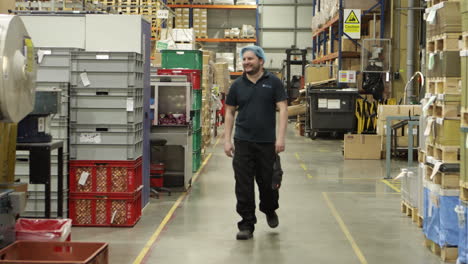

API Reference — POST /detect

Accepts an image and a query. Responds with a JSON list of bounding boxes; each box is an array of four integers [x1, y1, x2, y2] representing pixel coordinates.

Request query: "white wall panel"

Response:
[[297, 32, 312, 49], [297, 6, 313, 28], [85, 15, 142, 53], [20, 16, 86, 48], [261, 32, 295, 48], [264, 52, 285, 70], [261, 6, 295, 28], [259, 0, 296, 4]]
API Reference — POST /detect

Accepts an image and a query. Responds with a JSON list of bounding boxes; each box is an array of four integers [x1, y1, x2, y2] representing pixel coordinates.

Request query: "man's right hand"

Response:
[[224, 141, 234, 157]]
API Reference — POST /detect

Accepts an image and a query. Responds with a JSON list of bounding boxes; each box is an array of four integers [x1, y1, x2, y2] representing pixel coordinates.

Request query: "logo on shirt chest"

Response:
[[262, 84, 272, 89]]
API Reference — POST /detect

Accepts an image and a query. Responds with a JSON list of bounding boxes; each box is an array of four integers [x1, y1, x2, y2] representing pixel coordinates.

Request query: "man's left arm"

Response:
[[276, 100, 288, 153]]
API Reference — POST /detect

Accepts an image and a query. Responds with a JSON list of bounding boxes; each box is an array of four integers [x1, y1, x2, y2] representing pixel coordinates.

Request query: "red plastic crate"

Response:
[[69, 187, 142, 227], [150, 175, 163, 188], [69, 157, 142, 194], [0, 241, 108, 264], [150, 163, 165, 175], [157, 69, 201, 90], [16, 218, 72, 242]]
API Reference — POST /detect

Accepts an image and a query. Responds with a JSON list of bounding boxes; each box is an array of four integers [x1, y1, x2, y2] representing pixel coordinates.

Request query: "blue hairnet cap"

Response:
[[240, 45, 266, 61]]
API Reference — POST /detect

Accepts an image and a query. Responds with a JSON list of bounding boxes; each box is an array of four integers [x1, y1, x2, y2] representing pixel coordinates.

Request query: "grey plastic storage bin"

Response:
[[70, 106, 143, 125], [70, 140, 143, 160], [70, 88, 143, 109], [71, 71, 144, 88], [36, 48, 82, 83], [50, 119, 69, 142], [70, 123, 143, 145], [71, 52, 143, 73]]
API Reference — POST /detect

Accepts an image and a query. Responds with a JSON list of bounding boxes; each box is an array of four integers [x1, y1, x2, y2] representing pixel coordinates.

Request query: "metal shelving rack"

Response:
[[311, 0, 386, 73], [166, 1, 259, 44]]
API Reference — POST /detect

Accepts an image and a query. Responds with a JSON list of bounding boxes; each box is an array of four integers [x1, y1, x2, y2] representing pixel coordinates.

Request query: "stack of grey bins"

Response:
[[16, 47, 80, 217], [69, 51, 144, 161]]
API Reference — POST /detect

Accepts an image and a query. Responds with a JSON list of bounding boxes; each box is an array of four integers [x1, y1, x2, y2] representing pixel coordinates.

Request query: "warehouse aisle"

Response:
[[74, 125, 442, 264]]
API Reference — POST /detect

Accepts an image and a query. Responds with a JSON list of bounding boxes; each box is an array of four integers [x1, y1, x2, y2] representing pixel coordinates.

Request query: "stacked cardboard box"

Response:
[[0, 123, 17, 183], [420, 3, 463, 260], [175, 8, 190, 29], [214, 62, 230, 94], [216, 53, 235, 72], [193, 9, 208, 38], [202, 51, 215, 151]]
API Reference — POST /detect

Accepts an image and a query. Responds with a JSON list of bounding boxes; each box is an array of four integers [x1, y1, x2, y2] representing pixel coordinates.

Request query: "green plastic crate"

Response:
[[192, 129, 201, 150], [192, 90, 202, 110], [161, 50, 203, 70], [192, 110, 201, 130], [192, 150, 201, 172]]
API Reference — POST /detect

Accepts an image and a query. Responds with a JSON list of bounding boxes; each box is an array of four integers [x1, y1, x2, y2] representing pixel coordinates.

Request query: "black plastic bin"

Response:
[[307, 89, 358, 139]]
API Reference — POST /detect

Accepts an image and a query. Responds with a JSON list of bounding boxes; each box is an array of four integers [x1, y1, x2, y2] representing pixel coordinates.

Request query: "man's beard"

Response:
[[245, 63, 261, 75]]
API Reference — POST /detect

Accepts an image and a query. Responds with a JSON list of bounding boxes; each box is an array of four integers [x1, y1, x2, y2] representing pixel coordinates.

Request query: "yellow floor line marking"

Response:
[[300, 163, 308, 171], [322, 192, 368, 264], [295, 152, 301, 161], [317, 178, 382, 180], [381, 179, 401, 193], [132, 151, 213, 264], [328, 192, 400, 195], [307, 173, 313, 179], [132, 193, 187, 264], [214, 136, 221, 147]]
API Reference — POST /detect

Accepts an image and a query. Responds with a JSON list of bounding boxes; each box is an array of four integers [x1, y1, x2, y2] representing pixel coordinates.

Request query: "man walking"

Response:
[[224, 45, 288, 240]]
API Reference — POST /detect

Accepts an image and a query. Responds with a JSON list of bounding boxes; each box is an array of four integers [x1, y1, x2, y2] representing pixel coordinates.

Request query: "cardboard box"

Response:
[[377, 105, 422, 122], [0, 123, 17, 183], [203, 55, 210, 65], [305, 65, 332, 83], [341, 39, 357, 52], [344, 134, 382, 160], [0, 0, 14, 14], [151, 52, 162, 66]]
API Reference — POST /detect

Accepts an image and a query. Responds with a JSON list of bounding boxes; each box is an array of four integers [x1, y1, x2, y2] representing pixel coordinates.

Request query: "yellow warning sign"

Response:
[[344, 24, 360, 33], [344, 9, 361, 39], [345, 10, 359, 24]]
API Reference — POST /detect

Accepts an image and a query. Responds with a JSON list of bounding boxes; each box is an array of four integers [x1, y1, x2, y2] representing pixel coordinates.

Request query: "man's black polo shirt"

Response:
[[225, 71, 287, 143]]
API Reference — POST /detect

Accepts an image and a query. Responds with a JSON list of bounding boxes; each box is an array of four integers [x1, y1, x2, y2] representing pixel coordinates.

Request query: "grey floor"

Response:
[[73, 125, 444, 264]]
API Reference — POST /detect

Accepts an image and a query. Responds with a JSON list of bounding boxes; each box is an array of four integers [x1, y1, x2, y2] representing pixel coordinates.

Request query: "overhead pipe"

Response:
[[406, 0, 416, 103]]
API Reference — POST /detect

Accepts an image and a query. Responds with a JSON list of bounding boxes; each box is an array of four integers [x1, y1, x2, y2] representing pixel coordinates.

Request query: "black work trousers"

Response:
[[233, 139, 279, 232]]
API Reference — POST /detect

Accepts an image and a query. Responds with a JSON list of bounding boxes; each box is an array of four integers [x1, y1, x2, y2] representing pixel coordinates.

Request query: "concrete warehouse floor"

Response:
[[73, 125, 442, 264]]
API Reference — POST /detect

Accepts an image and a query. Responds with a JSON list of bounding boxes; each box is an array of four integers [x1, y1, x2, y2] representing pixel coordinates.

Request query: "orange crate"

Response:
[[0, 241, 108, 264], [69, 188, 142, 227], [69, 158, 142, 194]]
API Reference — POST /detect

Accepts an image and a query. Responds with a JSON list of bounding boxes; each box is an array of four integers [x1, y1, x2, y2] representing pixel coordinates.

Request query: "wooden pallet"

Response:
[[460, 182, 468, 201], [433, 144, 460, 163], [426, 78, 461, 95], [417, 214, 424, 228], [428, 0, 460, 8], [426, 144, 435, 158], [424, 236, 458, 262], [401, 201, 418, 218], [462, 107, 468, 127], [434, 101, 461, 118], [425, 165, 460, 189], [426, 33, 461, 52]]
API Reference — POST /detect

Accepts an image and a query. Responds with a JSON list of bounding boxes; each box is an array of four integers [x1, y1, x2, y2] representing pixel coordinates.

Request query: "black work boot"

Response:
[[236, 230, 253, 240], [266, 212, 279, 228]]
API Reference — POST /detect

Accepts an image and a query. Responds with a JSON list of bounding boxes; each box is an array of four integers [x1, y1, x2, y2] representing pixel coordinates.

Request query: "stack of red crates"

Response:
[[68, 158, 143, 227]]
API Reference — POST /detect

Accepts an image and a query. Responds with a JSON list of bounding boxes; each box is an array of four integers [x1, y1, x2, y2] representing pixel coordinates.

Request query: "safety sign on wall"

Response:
[[344, 9, 361, 39], [338, 70, 356, 83]]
